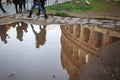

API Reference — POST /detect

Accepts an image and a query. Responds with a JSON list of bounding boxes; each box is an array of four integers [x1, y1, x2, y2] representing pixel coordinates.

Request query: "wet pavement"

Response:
[[0, 2, 120, 25], [0, 2, 120, 80], [0, 22, 120, 80], [0, 13, 120, 27], [12, 13, 120, 26], [0, 3, 16, 17]]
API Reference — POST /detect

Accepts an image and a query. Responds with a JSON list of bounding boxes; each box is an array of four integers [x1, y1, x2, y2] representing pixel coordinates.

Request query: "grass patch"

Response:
[[95, 17, 111, 20], [46, 1, 92, 12], [46, 0, 111, 12], [54, 12, 70, 17], [116, 1, 120, 6]]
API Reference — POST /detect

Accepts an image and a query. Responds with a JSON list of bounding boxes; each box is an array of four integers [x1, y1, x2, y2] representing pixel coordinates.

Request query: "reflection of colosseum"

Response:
[[60, 24, 120, 80]]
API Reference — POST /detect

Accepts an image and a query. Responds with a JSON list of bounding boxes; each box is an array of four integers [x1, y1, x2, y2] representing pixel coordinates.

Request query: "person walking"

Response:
[[22, 0, 26, 12], [0, 0, 7, 13], [37, 0, 46, 16], [27, 0, 48, 19], [6, 0, 12, 5], [41, 0, 46, 11], [13, 0, 22, 13]]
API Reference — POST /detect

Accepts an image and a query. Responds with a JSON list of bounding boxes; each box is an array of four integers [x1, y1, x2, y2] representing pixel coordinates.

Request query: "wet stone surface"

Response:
[[1, 13, 119, 26]]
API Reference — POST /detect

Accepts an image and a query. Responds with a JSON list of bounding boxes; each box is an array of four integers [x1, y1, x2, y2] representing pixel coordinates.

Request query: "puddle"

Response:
[[0, 22, 69, 80], [0, 22, 120, 80]]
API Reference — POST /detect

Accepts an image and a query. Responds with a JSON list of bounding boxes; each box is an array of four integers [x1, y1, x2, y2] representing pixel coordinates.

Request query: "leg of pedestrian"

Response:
[[15, 3, 19, 14], [27, 4, 36, 18], [0, 2, 6, 13], [38, 5, 47, 19]]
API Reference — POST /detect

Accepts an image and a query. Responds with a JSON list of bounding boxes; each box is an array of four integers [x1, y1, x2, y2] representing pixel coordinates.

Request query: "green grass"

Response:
[[46, 1, 92, 12], [45, 0, 120, 17], [46, 0, 111, 12], [117, 1, 120, 6], [54, 12, 70, 17]]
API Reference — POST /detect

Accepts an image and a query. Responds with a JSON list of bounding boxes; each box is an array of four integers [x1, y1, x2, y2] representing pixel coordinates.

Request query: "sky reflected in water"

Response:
[[0, 22, 69, 80]]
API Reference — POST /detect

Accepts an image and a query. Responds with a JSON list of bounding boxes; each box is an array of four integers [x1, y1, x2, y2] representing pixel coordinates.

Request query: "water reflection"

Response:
[[31, 24, 47, 48], [0, 22, 28, 43], [0, 22, 47, 48], [0, 22, 69, 80], [16, 22, 28, 41], [60, 24, 120, 80], [0, 24, 10, 44], [0, 22, 120, 80]]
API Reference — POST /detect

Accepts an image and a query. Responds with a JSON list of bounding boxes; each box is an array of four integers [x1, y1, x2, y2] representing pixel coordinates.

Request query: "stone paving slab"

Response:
[[14, 13, 120, 26], [0, 12, 120, 27], [0, 3, 120, 26]]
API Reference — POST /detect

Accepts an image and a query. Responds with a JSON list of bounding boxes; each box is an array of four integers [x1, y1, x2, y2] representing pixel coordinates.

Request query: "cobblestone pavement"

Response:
[[0, 12, 120, 27], [0, 3, 120, 26], [0, 3, 16, 16]]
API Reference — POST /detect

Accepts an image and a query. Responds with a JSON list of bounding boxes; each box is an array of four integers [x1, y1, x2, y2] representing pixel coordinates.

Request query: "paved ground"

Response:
[[0, 12, 120, 27], [0, 2, 120, 26], [0, 3, 16, 16]]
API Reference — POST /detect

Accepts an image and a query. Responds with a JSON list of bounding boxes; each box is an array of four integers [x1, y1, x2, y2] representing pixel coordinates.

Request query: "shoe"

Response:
[[26, 15, 32, 19], [27, 16, 31, 18], [36, 13, 40, 16], [27, 11, 32, 18], [44, 15, 48, 19]]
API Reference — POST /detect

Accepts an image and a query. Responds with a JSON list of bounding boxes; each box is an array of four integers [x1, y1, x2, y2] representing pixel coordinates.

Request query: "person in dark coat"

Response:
[[0, 0, 7, 13], [18, 0, 23, 12], [22, 0, 26, 11], [27, 0, 48, 19], [13, 0, 22, 13]]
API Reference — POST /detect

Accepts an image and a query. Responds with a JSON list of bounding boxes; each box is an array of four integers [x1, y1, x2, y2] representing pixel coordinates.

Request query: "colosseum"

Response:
[[60, 24, 120, 80]]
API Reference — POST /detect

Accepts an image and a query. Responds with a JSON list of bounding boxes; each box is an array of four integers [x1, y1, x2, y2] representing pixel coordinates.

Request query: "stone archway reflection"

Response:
[[60, 24, 120, 80]]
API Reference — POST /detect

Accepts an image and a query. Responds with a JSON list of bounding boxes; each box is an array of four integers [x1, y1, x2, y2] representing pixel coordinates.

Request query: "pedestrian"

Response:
[[19, 0, 23, 12], [6, 0, 12, 5], [37, 0, 46, 16], [27, 0, 48, 19], [22, 0, 26, 12], [13, 0, 22, 13], [0, 0, 7, 13], [41, 0, 46, 11]]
